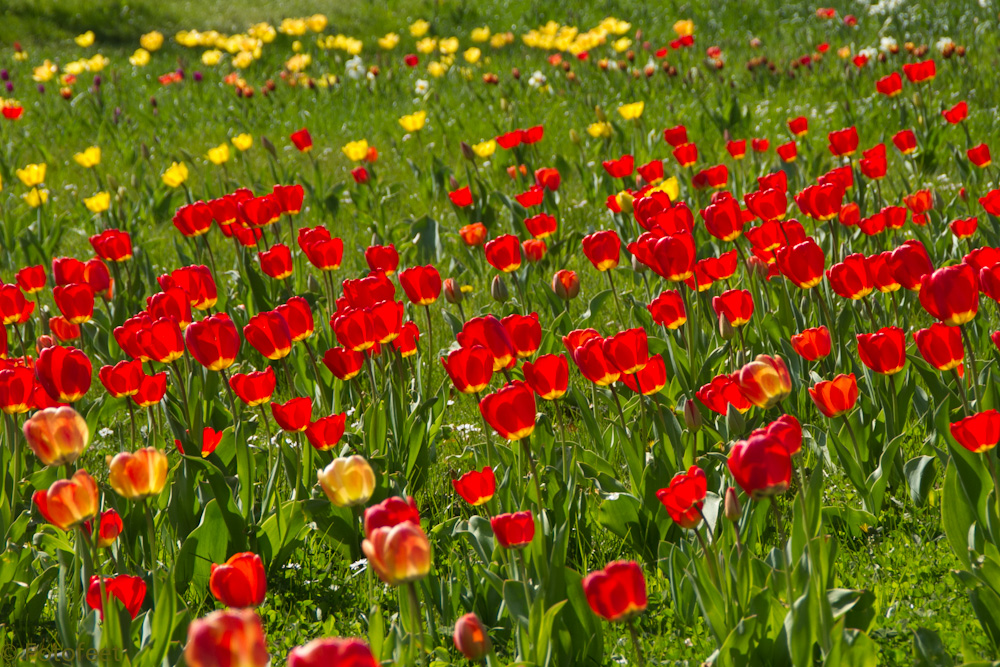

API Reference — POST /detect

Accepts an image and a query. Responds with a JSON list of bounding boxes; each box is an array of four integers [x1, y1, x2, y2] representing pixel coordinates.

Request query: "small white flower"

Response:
[[447, 399, 455, 406], [346, 407, 356, 416], [345, 55, 365, 80], [859, 47, 878, 60], [414, 78, 429, 94], [879, 37, 897, 53], [935, 37, 955, 53], [350, 558, 368, 572], [99, 427, 114, 437], [528, 70, 546, 88]]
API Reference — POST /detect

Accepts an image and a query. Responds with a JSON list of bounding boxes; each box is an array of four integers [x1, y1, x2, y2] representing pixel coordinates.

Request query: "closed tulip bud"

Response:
[[595, 106, 606, 122], [23, 406, 89, 466], [726, 402, 745, 436], [552, 270, 580, 300], [261, 135, 276, 158], [491, 275, 509, 303], [449, 174, 459, 190], [461, 141, 476, 162], [454, 613, 492, 660], [307, 274, 322, 293], [511, 68, 520, 79], [719, 314, 735, 340], [631, 254, 646, 273], [318, 455, 376, 507], [724, 487, 741, 521], [683, 398, 702, 432], [569, 129, 581, 144], [444, 278, 464, 304]]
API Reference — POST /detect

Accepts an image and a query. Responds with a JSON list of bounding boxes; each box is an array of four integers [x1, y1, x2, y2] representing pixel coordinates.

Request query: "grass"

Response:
[[2, 0, 999, 663]]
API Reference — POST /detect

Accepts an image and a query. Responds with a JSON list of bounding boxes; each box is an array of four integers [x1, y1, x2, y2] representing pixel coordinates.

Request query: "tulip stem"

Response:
[[406, 581, 428, 667], [961, 324, 982, 406], [126, 400, 138, 450], [985, 454, 1000, 524], [952, 368, 971, 417], [555, 399, 570, 484], [842, 415, 863, 463], [769, 500, 797, 610], [610, 384, 629, 437], [170, 360, 192, 425], [606, 270, 626, 326], [626, 619, 646, 667], [473, 392, 496, 467], [522, 438, 543, 511], [693, 524, 721, 589], [219, 368, 240, 419], [258, 404, 284, 549], [145, 499, 158, 605], [423, 305, 434, 395]]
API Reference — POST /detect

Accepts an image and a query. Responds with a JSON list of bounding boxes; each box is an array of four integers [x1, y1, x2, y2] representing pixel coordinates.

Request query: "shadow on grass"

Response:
[[2, 0, 174, 46]]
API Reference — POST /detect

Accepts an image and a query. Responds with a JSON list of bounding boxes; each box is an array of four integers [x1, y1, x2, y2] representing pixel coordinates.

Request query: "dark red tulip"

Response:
[[876, 72, 903, 96], [672, 143, 698, 167], [364, 496, 420, 536], [744, 188, 787, 222], [968, 144, 992, 169], [903, 59, 935, 83], [656, 466, 706, 529], [0, 284, 34, 325], [663, 125, 688, 147]]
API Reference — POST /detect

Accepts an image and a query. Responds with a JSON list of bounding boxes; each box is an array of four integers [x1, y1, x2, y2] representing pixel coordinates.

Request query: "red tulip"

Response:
[[457, 316, 516, 372], [459, 223, 488, 246], [794, 183, 844, 221], [176, 427, 224, 458], [147, 287, 192, 328], [776, 238, 825, 288], [582, 561, 647, 622], [602, 154, 634, 178], [663, 125, 688, 147], [744, 188, 787, 222], [258, 244, 293, 280], [696, 374, 751, 415], [501, 313, 541, 358], [620, 354, 667, 395], [572, 337, 621, 386], [365, 244, 399, 275], [913, 323, 963, 372], [950, 410, 1000, 453], [332, 308, 376, 352], [791, 326, 831, 361], [827, 126, 859, 156], [582, 230, 621, 271], [452, 467, 495, 506], [856, 327, 907, 375], [876, 72, 903, 96], [727, 140, 747, 159], [276, 297, 315, 342], [323, 347, 365, 381], [712, 289, 753, 327], [16, 265, 46, 293], [210, 552, 267, 608], [655, 466, 706, 529], [132, 373, 167, 407], [442, 346, 494, 394], [951, 217, 978, 239], [184, 609, 269, 667], [271, 397, 312, 432], [903, 59, 936, 83], [173, 202, 214, 237], [448, 186, 474, 207], [892, 129, 917, 155], [809, 374, 859, 417], [602, 328, 648, 375], [98, 360, 144, 398], [647, 290, 687, 329], [484, 234, 523, 273], [888, 240, 932, 290], [87, 574, 146, 620], [398, 265, 442, 305], [287, 639, 377, 667], [290, 128, 312, 151], [728, 433, 792, 500], [522, 354, 569, 400], [479, 381, 536, 440], [968, 144, 992, 168], [490, 510, 535, 548], [243, 311, 292, 360], [942, 101, 968, 124], [0, 366, 35, 414], [364, 496, 420, 536], [185, 314, 241, 371], [229, 367, 276, 406], [90, 229, 133, 262], [137, 317, 185, 364], [393, 321, 420, 358], [826, 253, 874, 300], [919, 264, 978, 326], [161, 265, 218, 310], [36, 345, 91, 402], [0, 284, 34, 325], [523, 212, 557, 239], [701, 196, 744, 242], [305, 414, 347, 451], [672, 143, 698, 167]]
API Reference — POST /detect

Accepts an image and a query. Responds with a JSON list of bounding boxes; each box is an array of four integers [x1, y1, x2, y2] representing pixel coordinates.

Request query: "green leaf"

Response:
[[904, 456, 937, 507]]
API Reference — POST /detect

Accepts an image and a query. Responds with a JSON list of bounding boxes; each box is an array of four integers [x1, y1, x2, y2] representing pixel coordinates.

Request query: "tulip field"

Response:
[[6, 0, 1000, 664]]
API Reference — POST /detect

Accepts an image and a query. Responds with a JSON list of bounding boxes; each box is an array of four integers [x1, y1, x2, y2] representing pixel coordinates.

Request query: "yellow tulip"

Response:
[[32, 60, 57, 82], [470, 27, 491, 43], [84, 192, 110, 213], [16, 163, 46, 187], [472, 140, 496, 158], [342, 140, 369, 162], [427, 61, 447, 78], [107, 448, 169, 500], [650, 176, 680, 202], [409, 19, 430, 38], [75, 31, 95, 48], [317, 456, 376, 507], [232, 134, 253, 151], [23, 188, 48, 208], [673, 20, 695, 37], [439, 37, 459, 55], [612, 37, 632, 53], [74, 146, 101, 168], [140, 31, 164, 51], [378, 33, 400, 50], [398, 111, 427, 133], [587, 122, 613, 138], [206, 144, 230, 165], [202, 50, 223, 66], [416, 37, 437, 54], [162, 161, 189, 188], [233, 51, 253, 69], [307, 14, 328, 32], [617, 101, 644, 121], [463, 47, 481, 64], [129, 48, 150, 67]]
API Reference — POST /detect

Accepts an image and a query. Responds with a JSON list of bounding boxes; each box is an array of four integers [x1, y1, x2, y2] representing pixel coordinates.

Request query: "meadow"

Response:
[[1, 0, 1000, 665]]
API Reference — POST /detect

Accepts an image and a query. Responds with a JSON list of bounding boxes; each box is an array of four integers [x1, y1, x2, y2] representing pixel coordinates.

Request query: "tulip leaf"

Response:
[[912, 627, 954, 667], [941, 462, 977, 569], [903, 456, 937, 507], [579, 289, 612, 326], [502, 579, 530, 629], [174, 499, 229, 596]]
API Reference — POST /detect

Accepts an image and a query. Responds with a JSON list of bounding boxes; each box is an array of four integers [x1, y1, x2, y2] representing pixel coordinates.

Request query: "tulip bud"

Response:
[[726, 403, 745, 436], [511, 68, 520, 80], [261, 135, 277, 158], [595, 106, 606, 122], [449, 174, 459, 191], [569, 129, 580, 144], [615, 192, 634, 214], [307, 274, 322, 294], [724, 487, 741, 522], [460, 141, 476, 162], [682, 398, 702, 432], [454, 613, 492, 661], [631, 254, 647, 273], [719, 314, 735, 340], [444, 278, 463, 304], [551, 270, 580, 300], [746, 255, 768, 279], [36, 334, 55, 353], [491, 275, 509, 303]]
